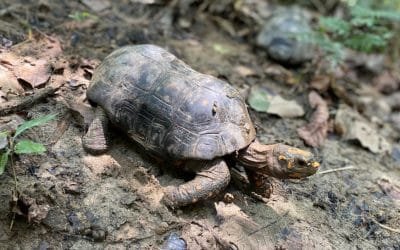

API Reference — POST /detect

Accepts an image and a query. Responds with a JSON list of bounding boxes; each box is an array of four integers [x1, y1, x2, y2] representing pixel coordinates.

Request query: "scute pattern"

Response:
[[87, 45, 256, 160]]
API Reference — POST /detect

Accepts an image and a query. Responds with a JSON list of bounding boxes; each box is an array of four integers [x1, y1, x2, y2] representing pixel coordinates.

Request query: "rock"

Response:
[[81, 0, 111, 12], [256, 7, 313, 65], [161, 232, 187, 250]]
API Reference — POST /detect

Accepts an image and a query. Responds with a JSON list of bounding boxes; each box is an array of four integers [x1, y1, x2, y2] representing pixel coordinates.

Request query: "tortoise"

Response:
[[256, 7, 314, 65], [82, 44, 320, 207]]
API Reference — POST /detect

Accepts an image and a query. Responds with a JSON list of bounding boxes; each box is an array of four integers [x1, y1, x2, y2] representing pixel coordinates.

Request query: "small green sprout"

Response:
[[0, 114, 56, 175]]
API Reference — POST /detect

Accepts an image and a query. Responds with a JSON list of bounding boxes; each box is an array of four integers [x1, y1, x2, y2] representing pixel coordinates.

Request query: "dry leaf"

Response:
[[0, 65, 24, 94], [14, 58, 50, 88], [267, 95, 305, 118], [0, 35, 62, 89], [297, 91, 329, 147], [247, 86, 304, 118], [334, 104, 391, 154]]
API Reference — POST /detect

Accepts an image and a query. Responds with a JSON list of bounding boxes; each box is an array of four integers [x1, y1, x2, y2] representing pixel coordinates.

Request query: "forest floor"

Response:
[[0, 1, 399, 249]]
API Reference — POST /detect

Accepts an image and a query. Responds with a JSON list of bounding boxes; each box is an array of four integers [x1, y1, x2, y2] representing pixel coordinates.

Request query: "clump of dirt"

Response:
[[0, 0, 399, 249]]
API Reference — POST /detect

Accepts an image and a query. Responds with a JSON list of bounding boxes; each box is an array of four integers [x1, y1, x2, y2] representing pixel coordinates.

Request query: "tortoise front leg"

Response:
[[162, 159, 230, 207], [82, 107, 109, 154], [238, 140, 320, 179]]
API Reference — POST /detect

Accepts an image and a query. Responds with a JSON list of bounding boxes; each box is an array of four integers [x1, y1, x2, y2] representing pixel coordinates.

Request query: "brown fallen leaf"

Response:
[[334, 104, 391, 154], [13, 58, 50, 88], [0, 65, 24, 95], [297, 91, 329, 147], [0, 35, 62, 89]]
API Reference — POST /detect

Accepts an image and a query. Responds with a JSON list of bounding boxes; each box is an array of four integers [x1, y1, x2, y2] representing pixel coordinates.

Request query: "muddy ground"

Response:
[[0, 1, 399, 249]]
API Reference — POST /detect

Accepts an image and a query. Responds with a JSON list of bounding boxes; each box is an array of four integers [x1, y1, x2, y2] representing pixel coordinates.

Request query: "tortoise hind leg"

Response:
[[82, 106, 109, 154], [162, 159, 230, 207]]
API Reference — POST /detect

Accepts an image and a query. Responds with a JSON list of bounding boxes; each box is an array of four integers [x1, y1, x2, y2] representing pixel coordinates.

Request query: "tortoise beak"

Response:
[[276, 146, 321, 179]]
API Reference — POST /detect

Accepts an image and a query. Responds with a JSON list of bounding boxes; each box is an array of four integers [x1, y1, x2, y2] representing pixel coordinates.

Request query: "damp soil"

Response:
[[0, 1, 399, 249]]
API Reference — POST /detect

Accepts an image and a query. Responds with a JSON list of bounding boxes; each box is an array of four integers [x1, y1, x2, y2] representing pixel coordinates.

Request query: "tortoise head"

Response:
[[272, 144, 320, 179], [238, 141, 320, 179]]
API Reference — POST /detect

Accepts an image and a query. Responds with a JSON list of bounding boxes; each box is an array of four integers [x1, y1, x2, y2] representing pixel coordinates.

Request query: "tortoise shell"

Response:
[[86, 45, 256, 160]]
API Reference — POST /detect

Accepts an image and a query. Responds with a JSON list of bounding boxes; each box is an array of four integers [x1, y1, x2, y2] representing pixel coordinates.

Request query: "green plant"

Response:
[[0, 114, 56, 175], [68, 11, 97, 21], [301, 1, 400, 65]]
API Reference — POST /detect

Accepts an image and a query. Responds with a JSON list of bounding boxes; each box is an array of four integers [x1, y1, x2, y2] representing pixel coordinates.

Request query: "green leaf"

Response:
[[0, 132, 8, 150], [350, 16, 376, 27], [14, 114, 57, 139], [351, 5, 400, 21], [0, 151, 9, 175], [248, 87, 270, 112], [14, 140, 46, 154], [319, 17, 351, 36], [344, 33, 387, 52]]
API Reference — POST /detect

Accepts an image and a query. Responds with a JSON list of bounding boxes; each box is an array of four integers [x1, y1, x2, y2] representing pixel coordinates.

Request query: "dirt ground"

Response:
[[0, 1, 399, 249]]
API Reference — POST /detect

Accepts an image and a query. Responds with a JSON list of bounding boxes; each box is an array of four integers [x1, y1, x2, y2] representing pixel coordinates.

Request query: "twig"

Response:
[[247, 211, 288, 236], [371, 218, 400, 234], [248, 219, 278, 236], [0, 85, 59, 116], [317, 166, 356, 175]]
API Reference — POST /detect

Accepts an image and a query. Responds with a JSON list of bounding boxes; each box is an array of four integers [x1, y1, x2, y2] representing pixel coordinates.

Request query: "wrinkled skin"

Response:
[[82, 45, 320, 207]]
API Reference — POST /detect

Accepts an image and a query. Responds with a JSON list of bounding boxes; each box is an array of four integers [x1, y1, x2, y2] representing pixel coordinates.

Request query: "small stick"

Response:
[[0, 85, 59, 116], [371, 218, 400, 234], [247, 211, 288, 236], [317, 166, 356, 175]]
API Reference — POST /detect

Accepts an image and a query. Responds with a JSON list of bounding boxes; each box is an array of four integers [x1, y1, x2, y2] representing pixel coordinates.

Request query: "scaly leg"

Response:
[[162, 159, 230, 207], [82, 107, 109, 154]]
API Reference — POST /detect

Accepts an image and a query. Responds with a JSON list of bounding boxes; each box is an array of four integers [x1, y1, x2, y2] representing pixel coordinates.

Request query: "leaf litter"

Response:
[[335, 103, 391, 154], [297, 91, 329, 148], [0, 1, 400, 249], [248, 85, 305, 118]]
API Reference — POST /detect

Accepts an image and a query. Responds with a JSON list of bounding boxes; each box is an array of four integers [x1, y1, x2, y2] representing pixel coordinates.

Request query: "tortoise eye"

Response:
[[297, 159, 307, 167]]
